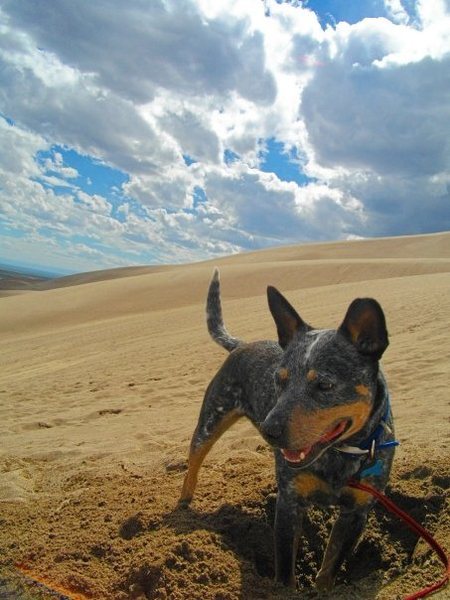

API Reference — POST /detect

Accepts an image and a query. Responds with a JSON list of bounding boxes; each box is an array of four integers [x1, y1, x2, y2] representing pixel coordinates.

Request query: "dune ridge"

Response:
[[2, 231, 449, 296], [0, 232, 449, 599]]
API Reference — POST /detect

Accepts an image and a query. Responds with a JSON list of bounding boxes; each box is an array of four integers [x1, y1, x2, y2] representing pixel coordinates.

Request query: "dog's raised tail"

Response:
[[206, 268, 242, 352]]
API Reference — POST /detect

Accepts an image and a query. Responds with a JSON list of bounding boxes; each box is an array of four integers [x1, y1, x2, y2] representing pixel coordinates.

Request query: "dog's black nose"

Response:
[[260, 418, 283, 444]]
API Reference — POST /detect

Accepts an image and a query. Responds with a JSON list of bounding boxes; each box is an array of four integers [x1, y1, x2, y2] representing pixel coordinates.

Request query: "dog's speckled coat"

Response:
[[180, 269, 396, 590]]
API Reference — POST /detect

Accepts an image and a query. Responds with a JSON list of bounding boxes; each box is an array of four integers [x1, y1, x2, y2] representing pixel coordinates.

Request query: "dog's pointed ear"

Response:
[[267, 286, 310, 349], [339, 298, 388, 360]]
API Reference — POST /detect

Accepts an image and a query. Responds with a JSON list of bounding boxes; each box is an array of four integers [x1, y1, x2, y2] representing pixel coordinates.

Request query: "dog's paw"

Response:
[[176, 496, 192, 510]]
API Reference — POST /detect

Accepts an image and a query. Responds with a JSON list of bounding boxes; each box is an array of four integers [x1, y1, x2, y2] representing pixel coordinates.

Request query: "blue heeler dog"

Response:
[[179, 269, 397, 590]]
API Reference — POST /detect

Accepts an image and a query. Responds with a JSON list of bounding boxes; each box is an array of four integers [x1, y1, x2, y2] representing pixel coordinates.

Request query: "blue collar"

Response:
[[336, 392, 400, 458]]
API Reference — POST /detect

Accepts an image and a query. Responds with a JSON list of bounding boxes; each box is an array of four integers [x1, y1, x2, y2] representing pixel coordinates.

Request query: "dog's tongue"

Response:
[[281, 420, 348, 463], [319, 419, 348, 443]]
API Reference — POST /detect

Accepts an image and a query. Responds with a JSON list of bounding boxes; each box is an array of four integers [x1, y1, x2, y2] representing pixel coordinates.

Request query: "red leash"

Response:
[[348, 480, 449, 599]]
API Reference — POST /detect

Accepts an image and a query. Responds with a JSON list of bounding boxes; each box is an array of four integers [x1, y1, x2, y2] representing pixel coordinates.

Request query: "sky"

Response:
[[1, 0, 449, 275]]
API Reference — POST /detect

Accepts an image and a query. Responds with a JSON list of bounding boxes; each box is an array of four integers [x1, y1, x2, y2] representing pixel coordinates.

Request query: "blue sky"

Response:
[[303, 0, 414, 25], [1, 0, 449, 274]]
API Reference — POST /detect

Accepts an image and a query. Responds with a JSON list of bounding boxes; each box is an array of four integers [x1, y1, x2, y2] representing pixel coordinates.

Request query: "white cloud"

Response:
[[302, 53, 450, 177], [123, 163, 199, 210], [0, 116, 46, 176], [417, 0, 450, 28], [42, 152, 79, 180], [384, 0, 410, 25], [0, 0, 449, 272], [201, 162, 364, 244], [2, 0, 277, 106]]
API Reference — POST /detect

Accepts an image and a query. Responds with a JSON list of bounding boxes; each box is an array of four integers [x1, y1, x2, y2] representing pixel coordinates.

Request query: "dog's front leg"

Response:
[[274, 492, 304, 587], [315, 507, 369, 592]]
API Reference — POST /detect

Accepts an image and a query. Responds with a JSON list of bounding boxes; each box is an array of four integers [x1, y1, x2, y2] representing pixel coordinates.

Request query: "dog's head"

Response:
[[260, 287, 389, 469]]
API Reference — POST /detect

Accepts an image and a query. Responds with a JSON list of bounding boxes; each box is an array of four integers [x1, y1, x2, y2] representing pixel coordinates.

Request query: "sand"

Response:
[[0, 232, 449, 599]]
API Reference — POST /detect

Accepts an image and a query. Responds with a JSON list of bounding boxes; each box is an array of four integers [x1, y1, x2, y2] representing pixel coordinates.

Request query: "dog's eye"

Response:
[[318, 380, 334, 391]]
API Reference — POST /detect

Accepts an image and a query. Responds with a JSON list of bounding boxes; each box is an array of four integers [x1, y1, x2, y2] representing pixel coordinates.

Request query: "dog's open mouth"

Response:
[[281, 418, 351, 468]]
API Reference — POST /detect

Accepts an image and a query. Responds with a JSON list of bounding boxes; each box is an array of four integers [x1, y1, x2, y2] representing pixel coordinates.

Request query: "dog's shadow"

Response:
[[159, 494, 394, 599], [164, 497, 276, 580]]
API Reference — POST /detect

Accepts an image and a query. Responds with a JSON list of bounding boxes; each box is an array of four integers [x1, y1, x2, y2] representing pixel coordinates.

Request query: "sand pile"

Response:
[[0, 232, 449, 599]]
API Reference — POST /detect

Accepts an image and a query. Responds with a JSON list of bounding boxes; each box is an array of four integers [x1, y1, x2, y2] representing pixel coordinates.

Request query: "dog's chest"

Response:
[[290, 470, 369, 509], [277, 450, 375, 509]]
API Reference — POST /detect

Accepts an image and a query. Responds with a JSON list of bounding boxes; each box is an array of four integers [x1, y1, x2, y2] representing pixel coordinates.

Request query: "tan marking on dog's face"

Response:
[[278, 367, 290, 382], [288, 400, 372, 449], [294, 472, 330, 498], [307, 369, 318, 382], [355, 384, 370, 398]]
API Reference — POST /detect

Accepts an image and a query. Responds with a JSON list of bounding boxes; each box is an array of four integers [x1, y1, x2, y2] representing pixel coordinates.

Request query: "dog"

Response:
[[179, 269, 397, 590]]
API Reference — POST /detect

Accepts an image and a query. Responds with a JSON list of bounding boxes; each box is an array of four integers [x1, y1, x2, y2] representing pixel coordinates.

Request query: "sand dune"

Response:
[[0, 232, 449, 599]]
